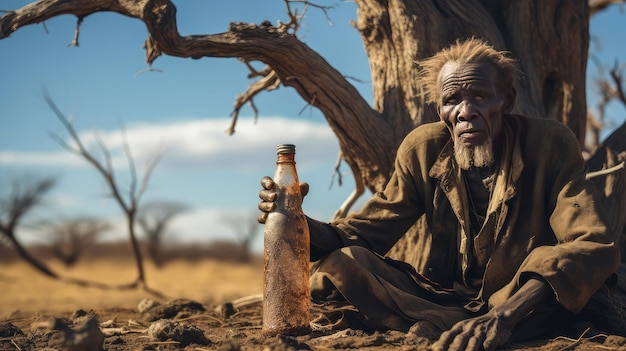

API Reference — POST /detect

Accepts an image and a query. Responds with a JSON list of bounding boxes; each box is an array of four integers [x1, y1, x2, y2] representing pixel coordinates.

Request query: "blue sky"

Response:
[[1, 1, 625, 252]]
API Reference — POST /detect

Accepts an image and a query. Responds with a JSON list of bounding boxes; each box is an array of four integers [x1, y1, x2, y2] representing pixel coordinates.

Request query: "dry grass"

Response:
[[0, 257, 263, 317]]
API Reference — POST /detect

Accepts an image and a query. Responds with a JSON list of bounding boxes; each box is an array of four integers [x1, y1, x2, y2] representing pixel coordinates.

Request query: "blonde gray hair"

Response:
[[419, 38, 519, 106]]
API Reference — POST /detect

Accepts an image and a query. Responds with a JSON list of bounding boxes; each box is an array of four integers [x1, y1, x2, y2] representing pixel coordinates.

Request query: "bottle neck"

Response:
[[276, 153, 295, 164]]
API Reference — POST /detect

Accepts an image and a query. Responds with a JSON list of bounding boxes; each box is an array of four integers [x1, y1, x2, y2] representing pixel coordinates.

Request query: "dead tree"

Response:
[[221, 211, 262, 262], [137, 201, 187, 267], [45, 217, 111, 267], [44, 92, 163, 292], [0, 177, 59, 278], [0, 176, 160, 293]]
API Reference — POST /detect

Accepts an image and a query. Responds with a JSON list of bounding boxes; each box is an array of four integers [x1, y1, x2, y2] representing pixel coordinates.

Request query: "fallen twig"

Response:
[[586, 162, 625, 179]]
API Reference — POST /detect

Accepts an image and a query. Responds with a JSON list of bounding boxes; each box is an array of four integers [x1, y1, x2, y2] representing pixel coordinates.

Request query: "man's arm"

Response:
[[307, 217, 345, 261], [431, 275, 554, 351]]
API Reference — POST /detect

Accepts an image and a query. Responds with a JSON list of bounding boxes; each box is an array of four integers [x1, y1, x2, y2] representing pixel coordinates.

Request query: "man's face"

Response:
[[437, 61, 507, 170]]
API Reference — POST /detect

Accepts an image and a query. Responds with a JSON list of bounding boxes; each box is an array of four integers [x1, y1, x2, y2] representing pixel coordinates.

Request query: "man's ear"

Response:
[[437, 103, 444, 121], [502, 87, 517, 113]]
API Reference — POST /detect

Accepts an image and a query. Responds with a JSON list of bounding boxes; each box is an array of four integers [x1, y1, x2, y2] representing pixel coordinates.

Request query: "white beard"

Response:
[[454, 137, 495, 170]]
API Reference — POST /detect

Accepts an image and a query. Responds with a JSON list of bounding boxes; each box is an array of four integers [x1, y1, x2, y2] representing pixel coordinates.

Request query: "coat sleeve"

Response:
[[308, 130, 431, 258], [512, 123, 620, 312]]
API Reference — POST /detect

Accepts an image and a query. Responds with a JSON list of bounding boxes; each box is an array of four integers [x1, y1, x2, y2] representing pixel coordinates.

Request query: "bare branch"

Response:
[[1, 177, 55, 232], [243, 61, 273, 78], [298, 93, 317, 115], [587, 162, 626, 179], [133, 65, 163, 77], [329, 151, 345, 190], [47, 130, 82, 156], [136, 150, 165, 203], [67, 15, 84, 47], [227, 69, 280, 135], [281, 1, 302, 34], [332, 162, 365, 219], [287, 0, 336, 26], [610, 63, 626, 106], [93, 132, 115, 182], [0, 176, 59, 278], [344, 74, 370, 84], [43, 90, 88, 153], [120, 125, 138, 207], [589, 0, 626, 16]]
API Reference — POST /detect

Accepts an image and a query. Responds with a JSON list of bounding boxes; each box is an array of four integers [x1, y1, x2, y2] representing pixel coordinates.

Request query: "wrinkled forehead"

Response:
[[437, 61, 497, 95]]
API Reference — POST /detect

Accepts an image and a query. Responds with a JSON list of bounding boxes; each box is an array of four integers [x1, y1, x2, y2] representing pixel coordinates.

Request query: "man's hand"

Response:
[[431, 277, 553, 351], [257, 176, 309, 224], [430, 309, 513, 351]]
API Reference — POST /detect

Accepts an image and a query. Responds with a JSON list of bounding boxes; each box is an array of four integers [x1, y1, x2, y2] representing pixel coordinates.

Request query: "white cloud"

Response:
[[0, 150, 84, 167], [0, 117, 339, 171]]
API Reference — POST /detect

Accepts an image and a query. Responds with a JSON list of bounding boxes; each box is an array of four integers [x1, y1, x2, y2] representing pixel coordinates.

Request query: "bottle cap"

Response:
[[276, 144, 296, 155]]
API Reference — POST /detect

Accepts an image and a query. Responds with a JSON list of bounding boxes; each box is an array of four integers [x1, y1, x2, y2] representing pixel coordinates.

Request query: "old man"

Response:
[[258, 38, 619, 351]]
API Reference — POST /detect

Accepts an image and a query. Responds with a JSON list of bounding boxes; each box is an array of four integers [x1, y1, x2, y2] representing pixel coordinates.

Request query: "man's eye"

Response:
[[475, 95, 484, 102], [445, 98, 457, 105]]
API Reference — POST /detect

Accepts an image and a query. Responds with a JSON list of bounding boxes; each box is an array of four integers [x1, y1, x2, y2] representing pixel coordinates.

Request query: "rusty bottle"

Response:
[[263, 143, 311, 336]]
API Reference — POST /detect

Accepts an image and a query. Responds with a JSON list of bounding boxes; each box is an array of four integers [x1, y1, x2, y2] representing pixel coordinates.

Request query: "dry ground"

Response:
[[1, 258, 626, 350]]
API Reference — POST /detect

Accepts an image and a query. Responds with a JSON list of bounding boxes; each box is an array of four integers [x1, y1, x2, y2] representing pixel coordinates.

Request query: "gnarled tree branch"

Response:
[[1, 0, 392, 204]]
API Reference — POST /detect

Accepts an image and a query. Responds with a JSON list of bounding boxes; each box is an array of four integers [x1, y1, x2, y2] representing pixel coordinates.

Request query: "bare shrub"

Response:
[[220, 212, 262, 263], [45, 217, 111, 267], [0, 176, 59, 278], [137, 201, 187, 267]]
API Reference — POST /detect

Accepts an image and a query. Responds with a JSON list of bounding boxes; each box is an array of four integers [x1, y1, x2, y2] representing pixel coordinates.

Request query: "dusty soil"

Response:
[[1, 258, 625, 351]]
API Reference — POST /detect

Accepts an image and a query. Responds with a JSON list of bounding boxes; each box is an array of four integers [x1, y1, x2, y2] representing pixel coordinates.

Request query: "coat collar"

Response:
[[428, 116, 525, 213]]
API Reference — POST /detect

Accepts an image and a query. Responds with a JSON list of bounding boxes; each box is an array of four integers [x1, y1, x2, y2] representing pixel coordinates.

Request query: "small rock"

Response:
[[140, 299, 205, 322], [146, 319, 211, 346], [33, 312, 104, 351], [218, 302, 237, 319], [605, 334, 626, 347], [0, 323, 24, 337], [138, 298, 160, 313]]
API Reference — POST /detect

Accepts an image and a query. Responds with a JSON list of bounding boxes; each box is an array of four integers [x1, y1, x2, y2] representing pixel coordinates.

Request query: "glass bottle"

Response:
[[262, 143, 311, 336]]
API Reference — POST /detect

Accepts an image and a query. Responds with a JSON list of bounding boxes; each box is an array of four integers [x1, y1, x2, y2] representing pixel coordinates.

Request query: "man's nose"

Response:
[[456, 101, 478, 122]]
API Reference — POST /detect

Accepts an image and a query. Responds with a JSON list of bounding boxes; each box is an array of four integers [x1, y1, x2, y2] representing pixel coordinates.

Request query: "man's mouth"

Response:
[[458, 129, 485, 141]]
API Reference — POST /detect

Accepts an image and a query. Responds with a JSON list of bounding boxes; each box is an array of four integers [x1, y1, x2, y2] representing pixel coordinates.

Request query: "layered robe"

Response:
[[308, 114, 619, 334]]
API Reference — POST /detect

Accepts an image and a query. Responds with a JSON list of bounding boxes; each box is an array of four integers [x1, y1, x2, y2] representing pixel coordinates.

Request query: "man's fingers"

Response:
[[261, 176, 274, 190], [448, 333, 469, 351], [482, 328, 511, 351], [258, 201, 276, 214], [299, 182, 309, 198], [257, 213, 268, 224], [465, 335, 483, 351], [431, 330, 454, 351], [259, 189, 277, 201]]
